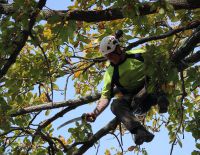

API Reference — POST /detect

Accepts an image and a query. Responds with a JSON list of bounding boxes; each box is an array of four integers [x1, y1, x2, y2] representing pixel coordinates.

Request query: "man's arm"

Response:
[[86, 98, 110, 122], [86, 66, 113, 122]]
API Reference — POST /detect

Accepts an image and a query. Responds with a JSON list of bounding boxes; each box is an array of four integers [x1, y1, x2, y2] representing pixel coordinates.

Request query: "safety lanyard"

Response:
[[110, 53, 145, 97]]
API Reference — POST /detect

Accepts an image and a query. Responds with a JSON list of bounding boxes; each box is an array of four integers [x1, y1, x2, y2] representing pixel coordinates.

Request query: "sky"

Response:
[[40, 0, 197, 155]]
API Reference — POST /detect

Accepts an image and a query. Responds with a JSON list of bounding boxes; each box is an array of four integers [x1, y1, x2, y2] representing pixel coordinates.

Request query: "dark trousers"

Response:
[[110, 94, 157, 134]]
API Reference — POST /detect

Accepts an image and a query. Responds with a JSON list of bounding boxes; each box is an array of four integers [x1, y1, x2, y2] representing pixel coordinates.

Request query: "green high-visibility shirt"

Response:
[[101, 48, 146, 99]]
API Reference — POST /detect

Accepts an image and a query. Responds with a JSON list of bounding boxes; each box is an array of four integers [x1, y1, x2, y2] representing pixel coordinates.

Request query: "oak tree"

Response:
[[0, 0, 200, 155]]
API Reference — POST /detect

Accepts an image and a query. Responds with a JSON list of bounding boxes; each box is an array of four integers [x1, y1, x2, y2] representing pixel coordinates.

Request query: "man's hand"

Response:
[[85, 112, 97, 122], [85, 98, 109, 122]]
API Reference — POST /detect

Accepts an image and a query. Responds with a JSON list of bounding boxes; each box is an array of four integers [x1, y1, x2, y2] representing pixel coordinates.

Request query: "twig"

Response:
[[109, 132, 124, 154], [30, 32, 54, 102], [39, 131, 56, 155], [72, 118, 119, 155], [95, 141, 100, 155], [125, 21, 200, 51], [71, 55, 105, 63], [67, 141, 87, 152], [4, 131, 23, 150], [64, 42, 76, 56], [64, 74, 72, 101], [51, 137, 68, 152], [169, 70, 186, 155], [38, 105, 77, 129], [28, 111, 42, 127]]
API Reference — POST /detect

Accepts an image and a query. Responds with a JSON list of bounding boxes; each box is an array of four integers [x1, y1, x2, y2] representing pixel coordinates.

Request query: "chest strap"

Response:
[[110, 53, 145, 97]]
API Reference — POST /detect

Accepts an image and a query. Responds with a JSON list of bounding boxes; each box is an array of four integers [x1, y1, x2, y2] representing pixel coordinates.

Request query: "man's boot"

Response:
[[157, 94, 169, 113], [134, 127, 154, 145]]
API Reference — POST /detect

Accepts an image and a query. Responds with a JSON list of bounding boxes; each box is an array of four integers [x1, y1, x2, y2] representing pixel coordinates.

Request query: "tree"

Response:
[[0, 0, 200, 154]]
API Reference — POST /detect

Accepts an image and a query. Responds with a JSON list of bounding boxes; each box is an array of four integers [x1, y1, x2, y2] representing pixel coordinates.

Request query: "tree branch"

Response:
[[11, 92, 101, 117], [72, 118, 119, 155], [168, 0, 200, 9], [125, 21, 200, 51], [170, 70, 186, 155], [109, 132, 124, 154], [0, 1, 200, 23], [171, 26, 200, 62], [38, 131, 56, 155], [39, 106, 77, 129], [184, 50, 200, 64], [0, 0, 47, 79]]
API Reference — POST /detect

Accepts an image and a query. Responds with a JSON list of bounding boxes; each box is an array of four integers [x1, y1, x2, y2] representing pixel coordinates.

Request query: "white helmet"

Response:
[[99, 36, 119, 55]]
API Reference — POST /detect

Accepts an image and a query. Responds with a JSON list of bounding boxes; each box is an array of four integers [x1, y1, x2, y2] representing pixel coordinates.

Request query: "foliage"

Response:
[[0, 0, 199, 155]]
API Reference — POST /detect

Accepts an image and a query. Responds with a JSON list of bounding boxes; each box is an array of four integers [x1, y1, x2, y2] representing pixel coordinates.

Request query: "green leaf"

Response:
[[36, 149, 46, 155], [45, 110, 51, 116], [56, 150, 64, 155], [196, 143, 200, 149], [192, 150, 200, 155], [0, 147, 4, 154], [195, 96, 200, 102], [177, 139, 182, 148], [159, 8, 165, 14], [47, 14, 62, 24], [27, 92, 33, 100], [104, 0, 111, 6]]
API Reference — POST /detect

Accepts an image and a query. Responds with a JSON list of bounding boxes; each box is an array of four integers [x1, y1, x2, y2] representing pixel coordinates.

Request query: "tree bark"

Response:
[[0, 1, 200, 23], [72, 118, 119, 155], [184, 51, 200, 64], [171, 26, 200, 62], [10, 92, 101, 117], [125, 21, 200, 51]]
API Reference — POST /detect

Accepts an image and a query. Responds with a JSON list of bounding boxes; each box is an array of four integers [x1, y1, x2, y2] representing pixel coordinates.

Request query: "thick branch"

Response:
[[11, 92, 101, 117], [125, 21, 200, 51], [171, 26, 200, 62], [1, 1, 200, 22], [168, 0, 200, 9], [72, 118, 119, 155], [184, 51, 200, 64], [39, 106, 76, 129]]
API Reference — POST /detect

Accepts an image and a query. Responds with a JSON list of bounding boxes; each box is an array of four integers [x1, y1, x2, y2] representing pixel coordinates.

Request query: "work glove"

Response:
[[85, 112, 97, 122]]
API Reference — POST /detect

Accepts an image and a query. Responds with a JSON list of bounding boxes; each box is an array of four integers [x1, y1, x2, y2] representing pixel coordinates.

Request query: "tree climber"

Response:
[[86, 34, 169, 145]]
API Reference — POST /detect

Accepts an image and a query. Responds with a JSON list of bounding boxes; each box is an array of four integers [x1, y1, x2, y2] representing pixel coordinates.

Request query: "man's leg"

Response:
[[157, 92, 170, 113], [110, 98, 154, 145], [111, 98, 141, 132], [135, 92, 169, 114], [135, 93, 157, 114]]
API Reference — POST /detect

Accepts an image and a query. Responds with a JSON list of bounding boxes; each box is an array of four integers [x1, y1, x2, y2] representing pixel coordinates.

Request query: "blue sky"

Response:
[[42, 1, 197, 155]]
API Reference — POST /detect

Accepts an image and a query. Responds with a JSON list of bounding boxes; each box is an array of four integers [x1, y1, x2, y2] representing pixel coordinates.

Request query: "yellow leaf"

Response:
[[43, 28, 52, 39], [39, 93, 48, 102], [116, 152, 123, 155], [161, 82, 175, 93], [84, 42, 93, 50], [74, 71, 81, 78], [195, 96, 200, 102], [105, 149, 111, 155], [59, 136, 67, 145]]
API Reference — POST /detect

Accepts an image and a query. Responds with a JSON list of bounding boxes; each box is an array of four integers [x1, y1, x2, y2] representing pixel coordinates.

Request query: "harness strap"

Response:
[[110, 53, 145, 97], [126, 53, 144, 62]]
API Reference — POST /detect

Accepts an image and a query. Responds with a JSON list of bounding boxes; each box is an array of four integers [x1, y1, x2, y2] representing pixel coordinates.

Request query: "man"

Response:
[[86, 35, 169, 145]]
